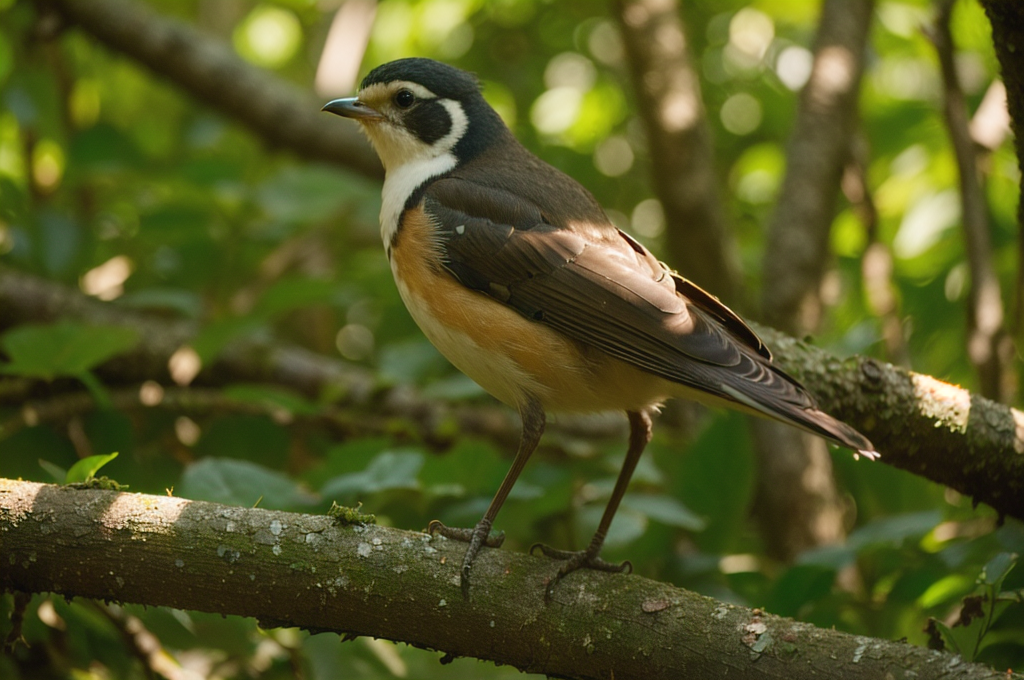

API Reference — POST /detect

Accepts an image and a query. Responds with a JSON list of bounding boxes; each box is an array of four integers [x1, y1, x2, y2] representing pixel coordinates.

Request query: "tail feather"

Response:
[[720, 384, 878, 460]]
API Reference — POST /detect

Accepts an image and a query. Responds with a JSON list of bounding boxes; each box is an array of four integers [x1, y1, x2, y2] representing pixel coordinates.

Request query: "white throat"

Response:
[[373, 98, 469, 248], [380, 153, 457, 246]]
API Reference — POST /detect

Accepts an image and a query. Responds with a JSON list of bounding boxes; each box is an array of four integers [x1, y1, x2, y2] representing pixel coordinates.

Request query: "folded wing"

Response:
[[424, 177, 875, 454]]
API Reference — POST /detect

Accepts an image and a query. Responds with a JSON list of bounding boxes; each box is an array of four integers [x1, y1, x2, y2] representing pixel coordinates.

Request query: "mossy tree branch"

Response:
[[756, 325, 1024, 520], [1, 479, 1016, 680]]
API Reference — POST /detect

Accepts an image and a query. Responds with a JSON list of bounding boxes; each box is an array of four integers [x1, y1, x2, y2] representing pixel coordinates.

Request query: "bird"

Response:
[[322, 57, 877, 599]]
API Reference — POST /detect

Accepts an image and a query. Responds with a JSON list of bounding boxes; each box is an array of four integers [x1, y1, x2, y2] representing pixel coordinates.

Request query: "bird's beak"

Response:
[[321, 97, 383, 121]]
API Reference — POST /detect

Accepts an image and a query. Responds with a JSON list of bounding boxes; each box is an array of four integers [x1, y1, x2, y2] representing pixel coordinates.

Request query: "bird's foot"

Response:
[[530, 543, 632, 601], [427, 519, 505, 599]]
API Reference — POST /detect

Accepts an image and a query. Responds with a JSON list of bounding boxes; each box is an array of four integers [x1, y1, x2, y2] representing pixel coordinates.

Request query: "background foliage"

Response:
[[1, 0, 1022, 677]]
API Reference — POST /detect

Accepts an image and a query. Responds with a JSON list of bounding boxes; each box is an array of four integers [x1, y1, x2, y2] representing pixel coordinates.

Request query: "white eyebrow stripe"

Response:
[[401, 82, 438, 99], [358, 81, 438, 101]]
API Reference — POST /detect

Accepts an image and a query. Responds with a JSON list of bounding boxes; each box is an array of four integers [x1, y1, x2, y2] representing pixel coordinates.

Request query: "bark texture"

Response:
[[1, 480, 1015, 680], [756, 324, 1024, 521]]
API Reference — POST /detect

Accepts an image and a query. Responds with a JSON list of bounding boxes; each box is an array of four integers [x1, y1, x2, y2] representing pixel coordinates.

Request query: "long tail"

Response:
[[719, 382, 879, 460]]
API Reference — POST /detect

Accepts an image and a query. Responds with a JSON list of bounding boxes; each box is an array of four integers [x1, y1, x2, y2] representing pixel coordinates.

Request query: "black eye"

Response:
[[395, 89, 415, 108]]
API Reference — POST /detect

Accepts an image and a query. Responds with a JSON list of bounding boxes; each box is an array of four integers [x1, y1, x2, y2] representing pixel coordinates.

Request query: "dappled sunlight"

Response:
[[102, 487, 189, 529], [168, 346, 202, 386], [809, 45, 855, 103], [234, 5, 301, 69], [912, 373, 970, 434], [80, 255, 133, 301], [315, 0, 377, 97], [1015, 410, 1024, 454]]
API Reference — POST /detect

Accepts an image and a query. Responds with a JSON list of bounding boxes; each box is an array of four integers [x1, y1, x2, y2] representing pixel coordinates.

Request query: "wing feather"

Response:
[[420, 177, 874, 453]]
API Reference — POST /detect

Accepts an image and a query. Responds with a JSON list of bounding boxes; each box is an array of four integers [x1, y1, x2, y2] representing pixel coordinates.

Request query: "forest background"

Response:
[[2, 0, 1024, 678]]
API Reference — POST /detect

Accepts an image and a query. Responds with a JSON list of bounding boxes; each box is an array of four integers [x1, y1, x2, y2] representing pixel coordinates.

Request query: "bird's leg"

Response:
[[428, 397, 545, 599], [532, 409, 652, 599]]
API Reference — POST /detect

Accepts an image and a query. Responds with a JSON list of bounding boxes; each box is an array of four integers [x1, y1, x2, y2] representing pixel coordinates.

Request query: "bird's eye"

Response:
[[395, 89, 415, 108]]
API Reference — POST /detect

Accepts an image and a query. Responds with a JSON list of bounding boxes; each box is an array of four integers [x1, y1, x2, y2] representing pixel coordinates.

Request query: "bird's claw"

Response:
[[427, 519, 505, 599], [530, 543, 632, 601], [427, 519, 505, 547]]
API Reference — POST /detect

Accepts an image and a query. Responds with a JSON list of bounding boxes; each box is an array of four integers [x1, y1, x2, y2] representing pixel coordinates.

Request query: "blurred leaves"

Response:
[[0, 0, 1022, 677], [321, 448, 424, 499], [0, 323, 139, 380], [927, 553, 1019, 662], [179, 458, 316, 510], [0, 322, 138, 405]]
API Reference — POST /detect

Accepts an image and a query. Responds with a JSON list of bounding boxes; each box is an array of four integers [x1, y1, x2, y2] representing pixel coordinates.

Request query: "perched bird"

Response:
[[323, 58, 877, 598]]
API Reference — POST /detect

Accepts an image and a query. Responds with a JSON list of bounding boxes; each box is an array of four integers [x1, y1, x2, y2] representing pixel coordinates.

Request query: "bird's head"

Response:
[[322, 58, 507, 172]]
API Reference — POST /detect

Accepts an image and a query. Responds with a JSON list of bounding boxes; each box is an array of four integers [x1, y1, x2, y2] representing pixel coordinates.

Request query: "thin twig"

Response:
[[843, 133, 909, 365], [930, 0, 1012, 402], [613, 0, 739, 304]]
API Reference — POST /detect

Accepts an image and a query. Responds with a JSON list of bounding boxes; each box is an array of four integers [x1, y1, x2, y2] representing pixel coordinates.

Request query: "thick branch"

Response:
[[755, 324, 1024, 520], [614, 0, 738, 304], [1, 480, 1014, 680], [0, 267, 375, 399], [36, 0, 383, 179]]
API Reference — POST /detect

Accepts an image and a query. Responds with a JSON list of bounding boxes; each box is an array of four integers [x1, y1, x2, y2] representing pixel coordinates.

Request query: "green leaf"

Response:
[[76, 369, 113, 409], [0, 176, 29, 223], [980, 553, 1017, 588], [38, 210, 82, 276], [67, 123, 144, 172], [38, 458, 67, 483], [0, 323, 140, 379], [419, 439, 507, 498], [578, 504, 646, 550], [179, 458, 316, 510], [846, 510, 943, 551], [117, 287, 204, 318], [378, 339, 447, 384], [766, 564, 837, 617], [929, 618, 964, 656], [257, 164, 376, 223], [621, 493, 706, 531], [221, 385, 321, 417], [320, 449, 423, 499], [65, 452, 118, 484], [666, 411, 754, 554], [189, 317, 265, 364], [250, 278, 340, 319], [421, 373, 486, 400], [918, 574, 976, 609], [797, 543, 857, 570]]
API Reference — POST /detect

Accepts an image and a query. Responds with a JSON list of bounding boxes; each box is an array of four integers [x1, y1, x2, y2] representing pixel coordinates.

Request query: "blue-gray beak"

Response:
[[321, 97, 383, 120]]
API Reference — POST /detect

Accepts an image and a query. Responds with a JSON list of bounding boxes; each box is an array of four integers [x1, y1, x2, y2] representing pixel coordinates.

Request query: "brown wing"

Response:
[[423, 177, 874, 453]]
